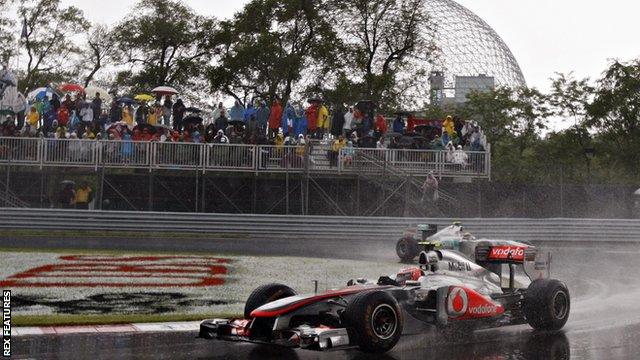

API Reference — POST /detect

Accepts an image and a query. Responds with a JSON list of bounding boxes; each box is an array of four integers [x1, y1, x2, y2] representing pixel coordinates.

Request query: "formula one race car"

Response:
[[200, 242, 570, 354]]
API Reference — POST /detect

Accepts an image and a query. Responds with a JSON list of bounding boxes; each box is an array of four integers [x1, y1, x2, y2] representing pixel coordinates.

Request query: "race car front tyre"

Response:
[[344, 291, 403, 353], [244, 283, 297, 318], [396, 237, 419, 262], [523, 279, 570, 331]]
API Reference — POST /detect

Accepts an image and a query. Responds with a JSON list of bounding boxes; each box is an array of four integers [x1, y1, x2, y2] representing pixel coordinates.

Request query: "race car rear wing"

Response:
[[475, 245, 536, 264]]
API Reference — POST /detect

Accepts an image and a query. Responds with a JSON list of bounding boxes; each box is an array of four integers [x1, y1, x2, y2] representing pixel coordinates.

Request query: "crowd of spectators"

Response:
[[0, 90, 488, 168]]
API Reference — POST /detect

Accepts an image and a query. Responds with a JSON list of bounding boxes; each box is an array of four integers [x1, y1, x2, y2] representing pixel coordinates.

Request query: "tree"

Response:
[[18, 0, 89, 92], [0, 0, 15, 66], [207, 0, 336, 106], [587, 60, 640, 177], [80, 24, 117, 88], [112, 0, 218, 92], [325, 0, 435, 110]]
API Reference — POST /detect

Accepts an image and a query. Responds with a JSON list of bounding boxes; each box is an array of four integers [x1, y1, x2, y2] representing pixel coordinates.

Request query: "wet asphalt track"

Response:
[[4, 235, 640, 359]]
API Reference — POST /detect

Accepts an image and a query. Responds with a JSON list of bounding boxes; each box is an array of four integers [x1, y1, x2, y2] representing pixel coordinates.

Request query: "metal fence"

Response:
[[0, 208, 638, 242], [0, 137, 490, 178]]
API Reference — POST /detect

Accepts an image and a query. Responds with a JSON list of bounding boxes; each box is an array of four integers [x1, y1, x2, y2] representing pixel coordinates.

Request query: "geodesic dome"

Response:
[[425, 0, 526, 88]]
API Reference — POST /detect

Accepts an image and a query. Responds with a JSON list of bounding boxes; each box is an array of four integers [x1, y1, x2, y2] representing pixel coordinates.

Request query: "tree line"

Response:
[[0, 0, 638, 184]]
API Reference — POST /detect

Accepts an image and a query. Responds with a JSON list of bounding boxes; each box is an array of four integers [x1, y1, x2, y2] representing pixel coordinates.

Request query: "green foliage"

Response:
[[18, 0, 89, 92], [207, 0, 336, 106], [0, 0, 15, 65], [111, 0, 218, 93]]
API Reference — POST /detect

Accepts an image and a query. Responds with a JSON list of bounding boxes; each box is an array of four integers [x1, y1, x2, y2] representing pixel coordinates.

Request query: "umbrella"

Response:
[[151, 86, 178, 95], [185, 107, 202, 113], [85, 86, 111, 103], [27, 87, 57, 101], [413, 125, 433, 133], [394, 111, 412, 117], [307, 97, 323, 104], [134, 94, 155, 102], [59, 83, 85, 93], [183, 115, 204, 125], [116, 97, 135, 105], [60, 180, 75, 186]]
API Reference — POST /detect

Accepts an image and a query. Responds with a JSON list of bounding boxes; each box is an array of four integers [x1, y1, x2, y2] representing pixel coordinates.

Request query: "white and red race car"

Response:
[[200, 241, 570, 354]]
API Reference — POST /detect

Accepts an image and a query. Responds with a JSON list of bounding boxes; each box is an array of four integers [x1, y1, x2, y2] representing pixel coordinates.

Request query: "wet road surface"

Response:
[[7, 239, 640, 359]]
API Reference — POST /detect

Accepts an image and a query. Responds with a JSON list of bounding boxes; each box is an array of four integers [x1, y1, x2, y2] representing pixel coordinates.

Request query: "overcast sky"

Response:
[[58, 0, 639, 91]]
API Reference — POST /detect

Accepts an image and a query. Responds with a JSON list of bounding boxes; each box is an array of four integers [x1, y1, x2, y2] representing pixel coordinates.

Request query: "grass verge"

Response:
[[13, 313, 241, 327]]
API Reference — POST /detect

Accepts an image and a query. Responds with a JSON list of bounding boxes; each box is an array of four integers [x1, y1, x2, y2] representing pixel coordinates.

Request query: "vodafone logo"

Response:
[[468, 304, 500, 316], [447, 287, 468, 318], [488, 246, 525, 261]]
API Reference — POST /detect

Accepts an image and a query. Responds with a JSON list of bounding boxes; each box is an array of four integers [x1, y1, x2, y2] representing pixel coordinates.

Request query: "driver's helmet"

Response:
[[462, 232, 473, 240]]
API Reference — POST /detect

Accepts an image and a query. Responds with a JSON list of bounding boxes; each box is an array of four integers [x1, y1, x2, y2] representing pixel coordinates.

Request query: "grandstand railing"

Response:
[[0, 137, 490, 178]]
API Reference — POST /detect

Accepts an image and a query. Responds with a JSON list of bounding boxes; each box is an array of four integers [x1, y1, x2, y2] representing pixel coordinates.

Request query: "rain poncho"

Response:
[[375, 115, 387, 134], [293, 106, 307, 137], [268, 100, 283, 130], [317, 104, 329, 129], [229, 103, 245, 121], [256, 104, 270, 129], [392, 117, 404, 133], [243, 104, 256, 124], [305, 104, 319, 131], [343, 110, 354, 130], [281, 103, 296, 135], [443, 116, 455, 136]]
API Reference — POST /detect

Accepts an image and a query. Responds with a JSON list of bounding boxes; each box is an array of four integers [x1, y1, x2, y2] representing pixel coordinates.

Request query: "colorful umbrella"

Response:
[[59, 83, 85, 93], [85, 86, 111, 103], [116, 97, 135, 105], [27, 87, 58, 101], [151, 86, 178, 95], [134, 94, 155, 102]]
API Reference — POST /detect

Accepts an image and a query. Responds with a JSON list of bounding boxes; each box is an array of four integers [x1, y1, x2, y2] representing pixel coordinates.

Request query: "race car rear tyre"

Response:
[[523, 279, 570, 331], [396, 237, 419, 262], [244, 283, 297, 318], [344, 291, 403, 353]]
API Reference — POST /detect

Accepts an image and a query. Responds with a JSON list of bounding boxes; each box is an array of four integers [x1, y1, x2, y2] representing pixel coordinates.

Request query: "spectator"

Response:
[[172, 99, 186, 131], [343, 107, 354, 136], [293, 105, 307, 137], [442, 115, 455, 137], [342, 141, 355, 166], [421, 172, 439, 202], [375, 114, 387, 136], [281, 102, 296, 136], [331, 104, 345, 137], [243, 102, 256, 124], [452, 145, 468, 165], [212, 102, 226, 125], [317, 101, 329, 138], [229, 100, 245, 122], [122, 105, 134, 127], [268, 99, 283, 138], [136, 103, 149, 124], [26, 106, 40, 130], [256, 101, 270, 134], [51, 93, 61, 111], [329, 134, 347, 167], [62, 94, 75, 112], [163, 96, 173, 126], [75, 181, 93, 209], [392, 115, 404, 134], [58, 183, 76, 209], [91, 92, 102, 120], [109, 101, 121, 124], [212, 129, 229, 143], [57, 106, 70, 127], [445, 141, 455, 162], [215, 111, 228, 134], [79, 102, 93, 124], [305, 102, 319, 137]]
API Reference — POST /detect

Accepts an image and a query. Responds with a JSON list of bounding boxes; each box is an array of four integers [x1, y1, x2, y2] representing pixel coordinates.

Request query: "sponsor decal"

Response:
[[2, 290, 9, 358], [446, 287, 468, 317], [0, 255, 231, 288], [448, 261, 472, 272], [447, 287, 503, 320], [488, 246, 525, 262]]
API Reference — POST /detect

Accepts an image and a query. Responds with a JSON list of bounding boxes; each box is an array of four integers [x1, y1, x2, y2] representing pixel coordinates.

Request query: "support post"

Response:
[[5, 164, 10, 207], [252, 174, 257, 213], [195, 169, 199, 213], [148, 169, 154, 211], [98, 167, 105, 210], [201, 174, 206, 213], [285, 171, 289, 215]]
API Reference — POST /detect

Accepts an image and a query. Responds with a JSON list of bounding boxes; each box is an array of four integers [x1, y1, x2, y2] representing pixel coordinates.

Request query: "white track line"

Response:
[[12, 321, 201, 337]]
